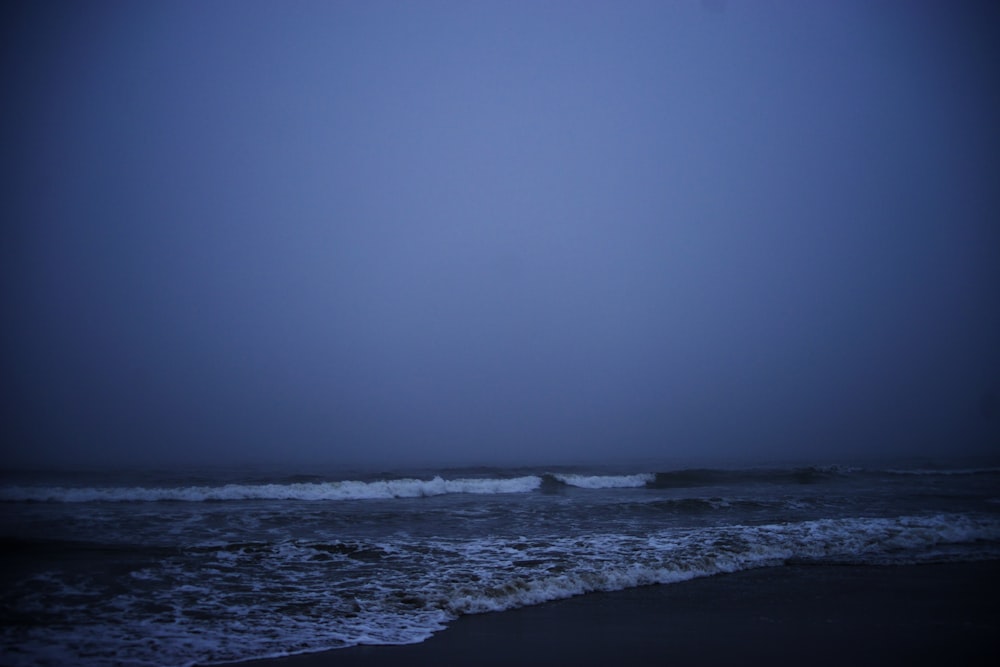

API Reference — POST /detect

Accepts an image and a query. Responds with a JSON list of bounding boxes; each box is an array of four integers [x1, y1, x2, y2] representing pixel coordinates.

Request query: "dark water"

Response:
[[1, 459, 999, 666]]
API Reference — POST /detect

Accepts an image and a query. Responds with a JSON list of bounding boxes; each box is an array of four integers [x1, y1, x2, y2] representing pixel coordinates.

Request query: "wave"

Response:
[[5, 462, 997, 503], [549, 472, 655, 489], [0, 475, 543, 503], [0, 470, 665, 501]]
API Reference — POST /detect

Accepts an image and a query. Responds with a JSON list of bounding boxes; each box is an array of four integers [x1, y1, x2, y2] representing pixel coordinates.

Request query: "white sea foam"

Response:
[[440, 513, 1000, 615], [3, 511, 998, 667], [552, 472, 655, 489], [0, 475, 543, 502]]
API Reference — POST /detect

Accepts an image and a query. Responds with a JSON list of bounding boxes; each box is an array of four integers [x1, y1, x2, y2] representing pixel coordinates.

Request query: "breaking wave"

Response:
[[549, 473, 655, 489], [4, 463, 997, 503], [0, 475, 544, 502]]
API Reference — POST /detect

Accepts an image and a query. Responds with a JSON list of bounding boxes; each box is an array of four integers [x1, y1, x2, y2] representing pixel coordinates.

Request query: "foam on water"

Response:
[[439, 513, 1000, 614], [4, 512, 998, 667]]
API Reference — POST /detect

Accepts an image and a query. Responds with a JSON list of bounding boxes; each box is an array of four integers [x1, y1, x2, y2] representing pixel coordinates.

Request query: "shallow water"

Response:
[[2, 460, 998, 666]]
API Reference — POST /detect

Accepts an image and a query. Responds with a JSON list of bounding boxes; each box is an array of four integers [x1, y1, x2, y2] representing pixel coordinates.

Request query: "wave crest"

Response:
[[551, 473, 654, 489], [0, 475, 543, 503]]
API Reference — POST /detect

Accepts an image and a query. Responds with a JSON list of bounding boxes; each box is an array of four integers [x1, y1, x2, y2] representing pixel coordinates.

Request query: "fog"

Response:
[[2, 1, 998, 469]]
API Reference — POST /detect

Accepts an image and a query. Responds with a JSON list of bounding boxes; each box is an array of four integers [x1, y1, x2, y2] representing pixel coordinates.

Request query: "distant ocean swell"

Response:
[[4, 464, 986, 503], [0, 472, 659, 502], [0, 475, 542, 502]]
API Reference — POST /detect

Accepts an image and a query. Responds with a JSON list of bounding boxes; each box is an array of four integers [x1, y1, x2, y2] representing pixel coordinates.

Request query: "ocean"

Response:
[[1, 459, 999, 667]]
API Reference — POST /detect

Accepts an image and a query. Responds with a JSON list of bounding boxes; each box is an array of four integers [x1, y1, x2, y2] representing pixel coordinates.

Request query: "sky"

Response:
[[1, 0, 998, 469]]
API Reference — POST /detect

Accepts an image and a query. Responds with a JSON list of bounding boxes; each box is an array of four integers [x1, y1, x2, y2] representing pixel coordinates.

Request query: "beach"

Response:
[[220, 560, 1000, 667]]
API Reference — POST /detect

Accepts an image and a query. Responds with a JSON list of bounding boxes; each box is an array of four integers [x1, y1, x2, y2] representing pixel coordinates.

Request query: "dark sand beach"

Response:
[[218, 560, 1000, 667]]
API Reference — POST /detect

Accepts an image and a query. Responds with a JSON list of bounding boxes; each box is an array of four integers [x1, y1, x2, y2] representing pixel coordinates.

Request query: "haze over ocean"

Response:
[[1, 0, 998, 470]]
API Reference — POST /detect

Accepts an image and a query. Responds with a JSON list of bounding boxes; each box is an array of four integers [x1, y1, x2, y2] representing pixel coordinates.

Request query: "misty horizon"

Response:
[[2, 1, 998, 470]]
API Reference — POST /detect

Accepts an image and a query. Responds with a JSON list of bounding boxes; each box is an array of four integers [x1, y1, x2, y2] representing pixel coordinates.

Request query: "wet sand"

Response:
[[214, 560, 1000, 667]]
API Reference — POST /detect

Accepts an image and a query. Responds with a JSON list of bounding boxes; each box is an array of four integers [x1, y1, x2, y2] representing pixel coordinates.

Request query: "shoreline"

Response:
[[211, 559, 1000, 667]]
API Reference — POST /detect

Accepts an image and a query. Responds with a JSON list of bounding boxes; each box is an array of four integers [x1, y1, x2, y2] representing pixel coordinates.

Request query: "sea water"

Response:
[[1, 459, 999, 666]]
